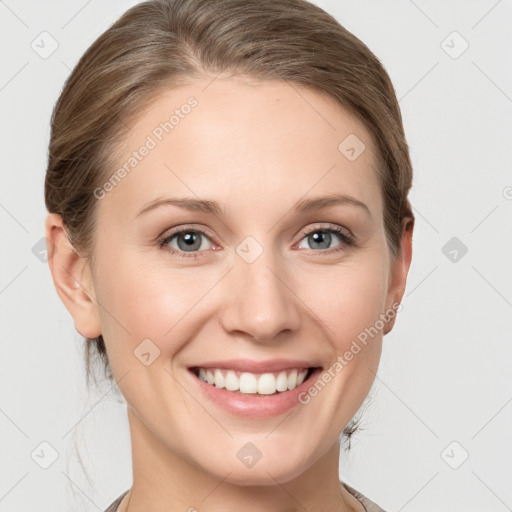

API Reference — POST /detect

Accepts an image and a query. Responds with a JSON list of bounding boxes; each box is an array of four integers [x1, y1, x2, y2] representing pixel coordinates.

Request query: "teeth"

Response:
[[276, 371, 288, 392], [240, 372, 258, 393], [225, 370, 239, 391], [287, 369, 298, 390], [258, 373, 277, 395], [214, 369, 224, 388], [196, 367, 309, 395]]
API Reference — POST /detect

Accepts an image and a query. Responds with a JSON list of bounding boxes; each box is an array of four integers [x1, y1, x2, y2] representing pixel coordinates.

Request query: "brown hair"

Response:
[[45, 0, 414, 448]]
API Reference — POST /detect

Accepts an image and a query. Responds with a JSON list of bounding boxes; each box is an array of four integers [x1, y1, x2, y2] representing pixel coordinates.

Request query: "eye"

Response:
[[296, 225, 354, 253], [158, 224, 355, 259], [159, 228, 214, 258]]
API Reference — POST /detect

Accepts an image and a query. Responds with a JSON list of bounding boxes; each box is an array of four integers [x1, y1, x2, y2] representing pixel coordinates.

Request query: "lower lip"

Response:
[[187, 368, 322, 418]]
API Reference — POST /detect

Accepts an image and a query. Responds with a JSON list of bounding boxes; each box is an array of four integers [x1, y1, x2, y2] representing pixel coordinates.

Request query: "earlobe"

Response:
[[44, 213, 102, 339], [383, 217, 414, 335]]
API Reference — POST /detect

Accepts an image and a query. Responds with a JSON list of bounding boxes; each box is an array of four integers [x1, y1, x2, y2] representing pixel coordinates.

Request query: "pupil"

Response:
[[178, 232, 200, 251], [310, 231, 330, 249]]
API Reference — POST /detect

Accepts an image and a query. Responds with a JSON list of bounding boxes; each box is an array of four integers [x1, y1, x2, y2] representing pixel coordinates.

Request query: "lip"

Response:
[[186, 361, 323, 419]]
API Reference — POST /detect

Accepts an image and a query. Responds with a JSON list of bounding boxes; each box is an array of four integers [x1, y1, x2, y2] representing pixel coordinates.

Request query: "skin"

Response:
[[46, 76, 413, 512]]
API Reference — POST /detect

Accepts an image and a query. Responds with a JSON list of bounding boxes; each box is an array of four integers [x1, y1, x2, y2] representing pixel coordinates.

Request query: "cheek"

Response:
[[294, 256, 389, 351], [94, 255, 217, 360]]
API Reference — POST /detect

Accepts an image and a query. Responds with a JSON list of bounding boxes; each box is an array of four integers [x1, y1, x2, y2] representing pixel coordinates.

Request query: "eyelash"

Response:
[[158, 224, 355, 259]]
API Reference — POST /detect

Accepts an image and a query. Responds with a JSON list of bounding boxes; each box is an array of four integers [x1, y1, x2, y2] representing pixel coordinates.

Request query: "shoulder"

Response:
[[104, 490, 129, 512], [342, 481, 389, 512], [104, 485, 386, 512]]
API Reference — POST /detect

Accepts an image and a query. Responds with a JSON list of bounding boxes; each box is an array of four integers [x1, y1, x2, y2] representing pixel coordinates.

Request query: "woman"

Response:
[[44, 0, 414, 510]]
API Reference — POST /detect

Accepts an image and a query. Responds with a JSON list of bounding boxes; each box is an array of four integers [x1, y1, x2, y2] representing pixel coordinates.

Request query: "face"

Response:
[[50, 76, 412, 486]]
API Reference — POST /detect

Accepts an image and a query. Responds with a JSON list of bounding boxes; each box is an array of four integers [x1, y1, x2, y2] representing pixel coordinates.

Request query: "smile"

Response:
[[187, 359, 322, 417], [191, 367, 312, 395]]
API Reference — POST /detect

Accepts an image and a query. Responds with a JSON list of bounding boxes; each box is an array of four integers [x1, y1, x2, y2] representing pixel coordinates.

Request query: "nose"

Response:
[[219, 250, 302, 343]]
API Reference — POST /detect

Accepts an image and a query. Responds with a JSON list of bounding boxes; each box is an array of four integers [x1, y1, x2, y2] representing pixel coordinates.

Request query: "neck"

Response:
[[120, 406, 361, 512]]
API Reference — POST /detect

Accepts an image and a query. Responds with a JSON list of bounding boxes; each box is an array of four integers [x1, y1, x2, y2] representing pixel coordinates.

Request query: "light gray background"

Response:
[[1, 1, 511, 511]]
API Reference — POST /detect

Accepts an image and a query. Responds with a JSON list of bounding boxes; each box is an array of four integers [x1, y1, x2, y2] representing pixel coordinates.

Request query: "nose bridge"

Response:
[[220, 243, 301, 341]]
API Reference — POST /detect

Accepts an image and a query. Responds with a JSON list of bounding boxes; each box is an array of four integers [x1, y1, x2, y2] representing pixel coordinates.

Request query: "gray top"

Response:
[[342, 482, 388, 512], [104, 490, 128, 512], [104, 482, 387, 511]]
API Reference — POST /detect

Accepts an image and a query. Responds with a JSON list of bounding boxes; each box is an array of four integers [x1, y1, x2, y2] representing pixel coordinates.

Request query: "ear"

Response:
[[45, 213, 102, 339], [383, 216, 414, 335]]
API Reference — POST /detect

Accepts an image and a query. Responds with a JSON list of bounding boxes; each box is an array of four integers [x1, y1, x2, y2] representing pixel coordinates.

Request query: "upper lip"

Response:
[[189, 359, 320, 373]]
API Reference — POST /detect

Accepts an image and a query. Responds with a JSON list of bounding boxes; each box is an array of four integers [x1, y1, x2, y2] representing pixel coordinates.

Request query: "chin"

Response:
[[193, 443, 317, 487]]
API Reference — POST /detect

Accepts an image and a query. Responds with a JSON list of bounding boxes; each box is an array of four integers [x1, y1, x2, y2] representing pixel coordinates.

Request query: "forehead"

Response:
[[100, 76, 383, 222]]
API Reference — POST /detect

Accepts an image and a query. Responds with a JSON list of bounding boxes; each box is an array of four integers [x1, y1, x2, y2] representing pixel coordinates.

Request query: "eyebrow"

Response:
[[135, 193, 372, 219]]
